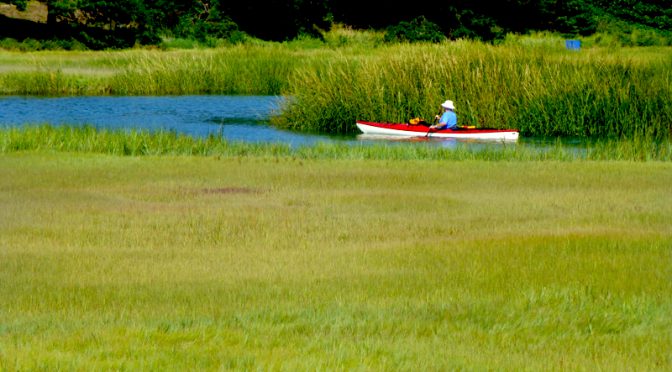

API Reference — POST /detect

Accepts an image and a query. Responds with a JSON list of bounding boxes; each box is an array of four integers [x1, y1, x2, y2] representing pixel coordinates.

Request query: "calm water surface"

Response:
[[0, 95, 555, 150], [0, 95, 341, 147]]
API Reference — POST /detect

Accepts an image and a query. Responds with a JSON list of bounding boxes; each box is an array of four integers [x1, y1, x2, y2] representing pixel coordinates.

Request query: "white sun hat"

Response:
[[441, 100, 456, 110]]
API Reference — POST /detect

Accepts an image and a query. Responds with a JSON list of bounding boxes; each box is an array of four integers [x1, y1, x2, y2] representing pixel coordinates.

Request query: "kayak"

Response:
[[356, 121, 519, 141]]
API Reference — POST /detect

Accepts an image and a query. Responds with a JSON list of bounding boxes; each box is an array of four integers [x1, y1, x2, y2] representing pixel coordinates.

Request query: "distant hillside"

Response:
[[0, 0, 46, 23], [0, 0, 670, 49]]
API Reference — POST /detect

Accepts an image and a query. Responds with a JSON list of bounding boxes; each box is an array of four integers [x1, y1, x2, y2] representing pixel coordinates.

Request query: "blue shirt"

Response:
[[439, 110, 457, 129]]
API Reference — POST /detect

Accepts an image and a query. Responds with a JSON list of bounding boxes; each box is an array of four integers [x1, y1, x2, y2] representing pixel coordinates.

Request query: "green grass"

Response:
[[2, 125, 672, 161], [1, 152, 671, 370], [0, 46, 320, 95], [1, 44, 670, 139], [275, 42, 672, 139]]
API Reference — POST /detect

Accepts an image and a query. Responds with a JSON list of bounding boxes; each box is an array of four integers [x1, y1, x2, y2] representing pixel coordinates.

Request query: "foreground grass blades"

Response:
[[1, 153, 671, 370]]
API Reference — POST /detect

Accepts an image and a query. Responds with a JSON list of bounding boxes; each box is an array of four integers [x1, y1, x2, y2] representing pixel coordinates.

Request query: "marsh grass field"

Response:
[[1, 38, 671, 370], [2, 125, 672, 161], [1, 42, 671, 138], [1, 147, 671, 370]]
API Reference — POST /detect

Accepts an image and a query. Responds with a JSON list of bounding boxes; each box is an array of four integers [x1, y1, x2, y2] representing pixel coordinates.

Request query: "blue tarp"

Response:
[[565, 39, 581, 50]]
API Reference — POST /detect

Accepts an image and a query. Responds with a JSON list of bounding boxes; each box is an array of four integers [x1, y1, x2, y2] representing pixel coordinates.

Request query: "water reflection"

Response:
[[355, 133, 520, 149]]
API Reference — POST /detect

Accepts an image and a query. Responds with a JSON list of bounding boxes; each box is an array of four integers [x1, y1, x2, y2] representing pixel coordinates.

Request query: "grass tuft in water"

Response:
[[1, 125, 671, 161]]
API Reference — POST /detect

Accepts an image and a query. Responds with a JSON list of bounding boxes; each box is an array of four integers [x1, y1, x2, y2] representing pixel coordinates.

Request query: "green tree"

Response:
[[384, 16, 445, 43], [44, 0, 152, 48], [6, 0, 28, 11], [169, 0, 242, 41]]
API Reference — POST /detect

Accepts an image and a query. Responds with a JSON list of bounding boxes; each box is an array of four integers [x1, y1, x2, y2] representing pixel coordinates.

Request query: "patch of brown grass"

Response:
[[201, 187, 258, 194], [0, 0, 47, 23]]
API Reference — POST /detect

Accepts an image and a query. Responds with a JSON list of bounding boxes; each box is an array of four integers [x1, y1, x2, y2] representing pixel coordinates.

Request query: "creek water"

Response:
[[0, 95, 340, 147], [0, 95, 557, 150]]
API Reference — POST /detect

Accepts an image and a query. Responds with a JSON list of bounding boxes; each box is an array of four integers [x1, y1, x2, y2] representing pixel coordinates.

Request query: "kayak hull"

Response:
[[356, 121, 519, 141]]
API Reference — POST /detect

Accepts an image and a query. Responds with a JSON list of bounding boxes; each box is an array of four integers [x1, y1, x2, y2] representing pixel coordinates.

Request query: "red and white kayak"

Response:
[[356, 121, 519, 141]]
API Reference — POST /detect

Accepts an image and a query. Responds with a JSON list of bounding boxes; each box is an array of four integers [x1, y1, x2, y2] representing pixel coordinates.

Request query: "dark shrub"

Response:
[[384, 16, 445, 43]]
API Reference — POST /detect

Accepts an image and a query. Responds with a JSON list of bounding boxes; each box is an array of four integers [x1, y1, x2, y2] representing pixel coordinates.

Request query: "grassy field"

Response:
[[1, 151, 670, 370]]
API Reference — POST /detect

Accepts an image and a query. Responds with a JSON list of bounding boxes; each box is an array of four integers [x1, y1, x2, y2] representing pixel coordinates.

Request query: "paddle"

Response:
[[425, 108, 442, 137]]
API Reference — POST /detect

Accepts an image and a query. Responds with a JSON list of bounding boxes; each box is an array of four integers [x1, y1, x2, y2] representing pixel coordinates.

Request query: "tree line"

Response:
[[2, 0, 671, 49]]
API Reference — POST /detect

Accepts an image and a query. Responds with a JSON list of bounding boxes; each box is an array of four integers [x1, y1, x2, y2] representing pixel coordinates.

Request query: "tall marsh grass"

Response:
[[1, 43, 671, 139], [0, 46, 324, 96], [109, 47, 305, 95], [275, 41, 672, 139]]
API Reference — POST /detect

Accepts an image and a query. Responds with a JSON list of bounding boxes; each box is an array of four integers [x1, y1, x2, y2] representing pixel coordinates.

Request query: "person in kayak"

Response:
[[430, 100, 458, 130]]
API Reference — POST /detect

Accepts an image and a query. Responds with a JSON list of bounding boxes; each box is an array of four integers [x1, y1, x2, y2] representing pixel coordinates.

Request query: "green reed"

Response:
[[275, 41, 672, 139], [0, 125, 287, 157], [0, 46, 324, 96], [2, 125, 671, 161], [1, 43, 671, 139], [109, 47, 307, 95], [0, 70, 110, 95]]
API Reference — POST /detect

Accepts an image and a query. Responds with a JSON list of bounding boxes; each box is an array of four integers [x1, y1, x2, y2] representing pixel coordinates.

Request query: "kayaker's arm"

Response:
[[431, 99, 458, 130], [430, 111, 453, 130]]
